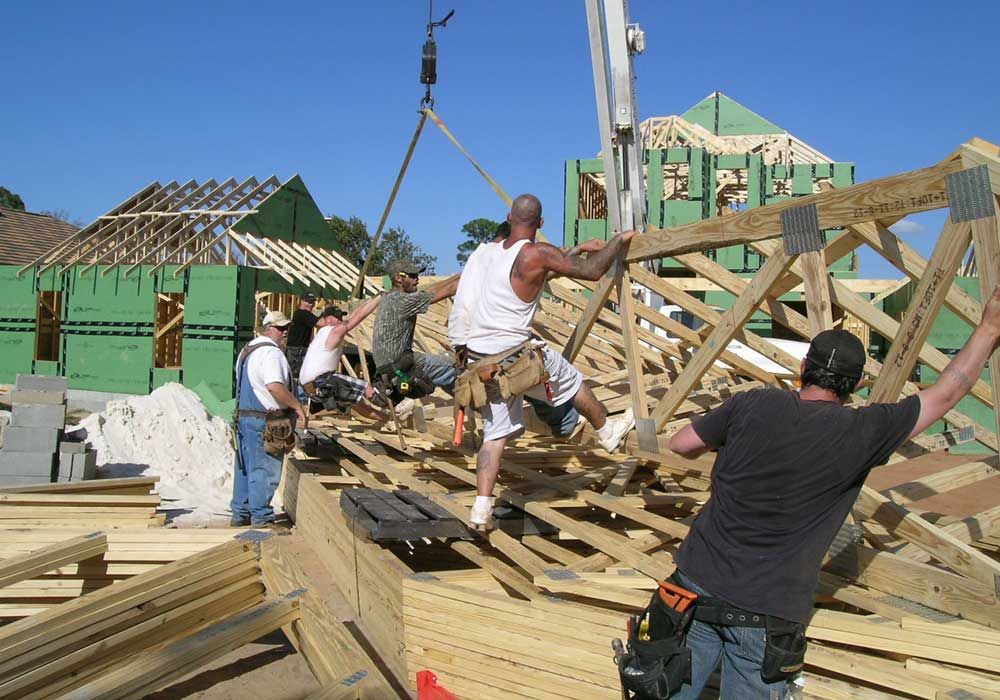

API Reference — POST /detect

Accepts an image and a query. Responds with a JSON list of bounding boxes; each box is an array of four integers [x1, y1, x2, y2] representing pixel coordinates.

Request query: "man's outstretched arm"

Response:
[[912, 285, 1000, 438], [533, 231, 635, 282]]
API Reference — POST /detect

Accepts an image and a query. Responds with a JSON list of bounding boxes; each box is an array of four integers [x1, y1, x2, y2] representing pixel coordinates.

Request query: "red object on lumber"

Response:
[[417, 670, 458, 700], [453, 408, 464, 446]]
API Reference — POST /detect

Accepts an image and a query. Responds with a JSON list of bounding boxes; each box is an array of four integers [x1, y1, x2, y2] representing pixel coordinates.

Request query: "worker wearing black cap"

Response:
[[665, 288, 1000, 699], [285, 293, 318, 395]]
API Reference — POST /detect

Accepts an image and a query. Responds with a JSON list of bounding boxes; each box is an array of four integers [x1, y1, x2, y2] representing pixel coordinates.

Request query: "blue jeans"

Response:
[[231, 416, 283, 526], [527, 398, 580, 437], [416, 352, 457, 394], [672, 571, 798, 700]]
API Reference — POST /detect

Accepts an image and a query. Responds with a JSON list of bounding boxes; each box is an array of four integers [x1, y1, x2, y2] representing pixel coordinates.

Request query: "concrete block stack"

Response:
[[0, 375, 96, 486]]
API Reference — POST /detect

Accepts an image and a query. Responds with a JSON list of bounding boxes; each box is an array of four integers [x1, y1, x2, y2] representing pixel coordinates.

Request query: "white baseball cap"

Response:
[[261, 310, 292, 329]]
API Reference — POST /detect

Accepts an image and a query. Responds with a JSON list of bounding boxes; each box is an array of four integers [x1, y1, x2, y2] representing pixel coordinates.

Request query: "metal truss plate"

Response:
[[947, 164, 995, 222], [781, 203, 825, 254]]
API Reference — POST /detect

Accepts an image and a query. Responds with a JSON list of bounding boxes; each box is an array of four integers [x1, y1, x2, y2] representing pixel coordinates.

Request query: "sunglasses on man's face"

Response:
[[404, 272, 420, 280]]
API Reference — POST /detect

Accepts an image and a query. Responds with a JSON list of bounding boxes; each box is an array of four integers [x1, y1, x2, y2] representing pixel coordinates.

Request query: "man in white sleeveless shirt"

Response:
[[459, 194, 636, 527], [300, 298, 413, 422]]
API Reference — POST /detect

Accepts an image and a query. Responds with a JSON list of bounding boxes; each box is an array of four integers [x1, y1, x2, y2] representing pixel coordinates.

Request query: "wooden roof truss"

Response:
[[17, 177, 375, 295]]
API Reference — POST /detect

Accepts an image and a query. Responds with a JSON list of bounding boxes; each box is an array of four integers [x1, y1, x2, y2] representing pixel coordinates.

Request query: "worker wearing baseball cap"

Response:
[[665, 290, 1000, 699], [285, 293, 319, 396], [371, 259, 460, 394], [230, 310, 307, 529]]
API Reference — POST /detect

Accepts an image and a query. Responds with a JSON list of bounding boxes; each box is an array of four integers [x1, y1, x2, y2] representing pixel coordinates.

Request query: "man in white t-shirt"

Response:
[[231, 311, 306, 529], [300, 298, 413, 421]]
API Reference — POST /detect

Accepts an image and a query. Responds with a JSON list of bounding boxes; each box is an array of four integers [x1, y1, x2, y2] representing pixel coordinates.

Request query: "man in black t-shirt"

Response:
[[667, 286, 1000, 699], [286, 293, 318, 397]]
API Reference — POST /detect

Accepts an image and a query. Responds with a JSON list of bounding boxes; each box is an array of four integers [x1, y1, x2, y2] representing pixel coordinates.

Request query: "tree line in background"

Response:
[[326, 215, 504, 274]]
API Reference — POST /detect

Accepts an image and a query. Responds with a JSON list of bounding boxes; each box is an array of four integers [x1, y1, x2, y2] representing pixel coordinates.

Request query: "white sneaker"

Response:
[[394, 398, 416, 422], [470, 497, 494, 530], [598, 408, 635, 453]]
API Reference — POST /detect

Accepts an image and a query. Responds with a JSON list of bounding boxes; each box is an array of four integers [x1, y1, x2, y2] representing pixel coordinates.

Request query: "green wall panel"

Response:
[[64, 336, 153, 393], [182, 338, 238, 403], [185, 266, 238, 328], [232, 175, 338, 251], [0, 332, 35, 383], [152, 367, 182, 389], [0, 265, 39, 319], [65, 267, 154, 324], [33, 360, 59, 377]]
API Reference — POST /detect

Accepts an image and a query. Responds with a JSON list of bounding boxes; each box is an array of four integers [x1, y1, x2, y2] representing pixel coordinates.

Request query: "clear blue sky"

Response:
[[4, 1, 999, 277]]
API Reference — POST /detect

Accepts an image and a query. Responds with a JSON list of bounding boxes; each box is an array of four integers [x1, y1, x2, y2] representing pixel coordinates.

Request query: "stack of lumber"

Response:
[[0, 477, 164, 529], [0, 527, 240, 618], [0, 535, 272, 699]]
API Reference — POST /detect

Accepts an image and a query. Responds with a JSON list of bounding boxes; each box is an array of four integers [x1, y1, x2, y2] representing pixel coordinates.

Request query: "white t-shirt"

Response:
[[237, 337, 290, 410], [299, 326, 344, 385], [448, 242, 494, 347]]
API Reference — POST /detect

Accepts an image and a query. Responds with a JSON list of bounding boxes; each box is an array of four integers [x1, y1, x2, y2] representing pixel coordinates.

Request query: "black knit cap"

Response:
[[805, 329, 866, 381]]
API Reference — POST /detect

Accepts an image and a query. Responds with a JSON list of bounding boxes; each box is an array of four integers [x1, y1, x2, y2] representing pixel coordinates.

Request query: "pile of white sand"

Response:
[[75, 383, 237, 527]]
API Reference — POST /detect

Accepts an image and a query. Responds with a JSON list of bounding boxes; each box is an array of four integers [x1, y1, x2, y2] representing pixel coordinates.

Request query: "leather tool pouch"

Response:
[[262, 413, 296, 457], [760, 616, 807, 683], [455, 342, 548, 409], [617, 588, 693, 699]]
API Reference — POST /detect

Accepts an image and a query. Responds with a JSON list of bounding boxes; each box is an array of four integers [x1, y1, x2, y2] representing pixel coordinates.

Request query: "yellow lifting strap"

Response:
[[352, 110, 429, 297]]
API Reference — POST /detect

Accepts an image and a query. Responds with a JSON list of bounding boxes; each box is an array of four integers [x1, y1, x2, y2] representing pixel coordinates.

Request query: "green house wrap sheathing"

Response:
[[180, 266, 253, 405], [62, 266, 156, 394], [232, 175, 334, 250], [0, 266, 41, 383]]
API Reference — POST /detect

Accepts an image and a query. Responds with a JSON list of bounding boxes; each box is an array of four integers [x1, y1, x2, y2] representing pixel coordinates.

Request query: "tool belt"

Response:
[[690, 592, 807, 685], [454, 340, 549, 410], [372, 351, 435, 404], [616, 575, 695, 700], [235, 409, 296, 457]]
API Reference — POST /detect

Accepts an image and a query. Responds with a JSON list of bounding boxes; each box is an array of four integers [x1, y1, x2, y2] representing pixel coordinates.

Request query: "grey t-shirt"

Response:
[[675, 388, 920, 623], [371, 289, 433, 369]]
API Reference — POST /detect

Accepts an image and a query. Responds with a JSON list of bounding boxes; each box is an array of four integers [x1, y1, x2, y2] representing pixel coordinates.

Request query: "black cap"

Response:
[[805, 330, 866, 381], [301, 293, 317, 303]]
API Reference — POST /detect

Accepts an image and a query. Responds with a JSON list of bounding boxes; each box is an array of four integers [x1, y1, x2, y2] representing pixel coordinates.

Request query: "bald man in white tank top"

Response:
[[459, 194, 636, 528]]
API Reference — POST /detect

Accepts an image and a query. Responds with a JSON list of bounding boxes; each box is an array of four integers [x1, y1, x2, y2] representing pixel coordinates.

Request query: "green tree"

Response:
[[456, 217, 501, 266], [326, 216, 436, 276], [0, 187, 25, 211], [326, 215, 371, 267]]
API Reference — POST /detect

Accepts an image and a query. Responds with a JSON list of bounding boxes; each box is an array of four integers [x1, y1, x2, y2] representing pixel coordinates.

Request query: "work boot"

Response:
[[469, 495, 494, 531], [597, 407, 635, 453]]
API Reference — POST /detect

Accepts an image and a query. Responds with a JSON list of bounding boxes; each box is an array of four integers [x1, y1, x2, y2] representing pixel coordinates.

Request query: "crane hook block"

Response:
[[420, 38, 437, 85]]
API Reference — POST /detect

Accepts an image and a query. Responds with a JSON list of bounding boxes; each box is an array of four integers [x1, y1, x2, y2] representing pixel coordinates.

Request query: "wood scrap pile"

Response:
[[281, 139, 1000, 699], [0, 477, 164, 529]]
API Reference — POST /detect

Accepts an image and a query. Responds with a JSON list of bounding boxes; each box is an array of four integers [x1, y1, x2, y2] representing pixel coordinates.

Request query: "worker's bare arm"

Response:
[[525, 231, 636, 282], [429, 274, 461, 304], [545, 239, 608, 281], [344, 293, 383, 334], [911, 285, 1000, 439], [668, 423, 710, 458], [266, 382, 308, 428]]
